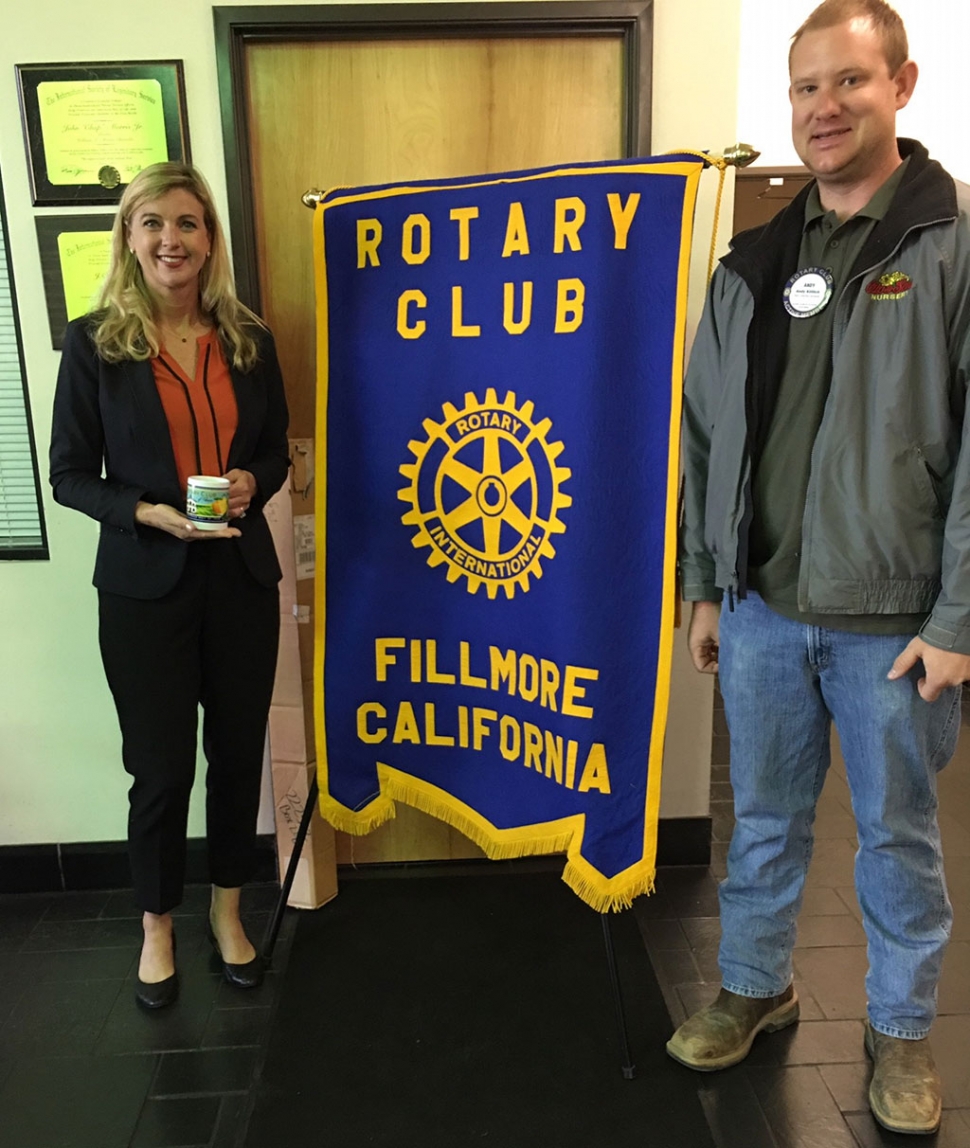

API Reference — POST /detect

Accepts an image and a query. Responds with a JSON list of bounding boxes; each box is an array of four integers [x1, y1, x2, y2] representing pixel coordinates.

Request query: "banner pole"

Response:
[[262, 774, 320, 964], [601, 913, 636, 1079]]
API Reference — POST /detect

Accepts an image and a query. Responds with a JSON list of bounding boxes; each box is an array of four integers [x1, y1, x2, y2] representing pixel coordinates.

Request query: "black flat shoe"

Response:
[[135, 929, 177, 1009], [207, 923, 264, 989], [135, 971, 178, 1009]]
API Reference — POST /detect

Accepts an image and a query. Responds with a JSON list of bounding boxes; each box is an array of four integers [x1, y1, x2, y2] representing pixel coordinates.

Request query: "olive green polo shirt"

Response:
[[748, 158, 926, 633]]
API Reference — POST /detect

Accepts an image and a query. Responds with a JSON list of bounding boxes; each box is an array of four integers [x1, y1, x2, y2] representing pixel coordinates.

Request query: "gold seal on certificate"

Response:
[[36, 79, 169, 188]]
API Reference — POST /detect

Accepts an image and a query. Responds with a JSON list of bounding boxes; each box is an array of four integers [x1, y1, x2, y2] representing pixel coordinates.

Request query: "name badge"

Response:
[[783, 267, 833, 319]]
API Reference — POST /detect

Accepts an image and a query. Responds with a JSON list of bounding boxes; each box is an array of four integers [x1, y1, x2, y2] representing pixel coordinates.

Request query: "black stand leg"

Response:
[[261, 774, 319, 964], [602, 913, 636, 1079]]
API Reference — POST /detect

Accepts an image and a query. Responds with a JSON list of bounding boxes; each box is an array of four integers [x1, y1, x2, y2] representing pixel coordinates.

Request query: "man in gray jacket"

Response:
[[669, 0, 970, 1134]]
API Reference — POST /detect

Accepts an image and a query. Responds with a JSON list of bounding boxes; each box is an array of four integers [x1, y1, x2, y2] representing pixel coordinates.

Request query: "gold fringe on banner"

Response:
[[562, 864, 656, 915], [323, 766, 661, 912], [383, 772, 576, 861], [317, 793, 396, 836]]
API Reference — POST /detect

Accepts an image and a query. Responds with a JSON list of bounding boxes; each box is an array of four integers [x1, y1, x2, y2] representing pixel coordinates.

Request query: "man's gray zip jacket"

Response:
[[680, 139, 970, 654]]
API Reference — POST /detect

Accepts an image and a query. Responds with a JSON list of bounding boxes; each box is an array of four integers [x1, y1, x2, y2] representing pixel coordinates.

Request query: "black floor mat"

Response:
[[243, 870, 713, 1148]]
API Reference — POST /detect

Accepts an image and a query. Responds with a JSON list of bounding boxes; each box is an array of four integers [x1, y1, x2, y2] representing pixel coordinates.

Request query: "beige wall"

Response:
[[655, 0, 739, 818], [0, 0, 740, 845]]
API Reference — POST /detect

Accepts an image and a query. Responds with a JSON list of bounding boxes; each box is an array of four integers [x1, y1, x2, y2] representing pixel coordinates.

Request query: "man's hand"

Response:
[[888, 637, 970, 702], [687, 600, 721, 674]]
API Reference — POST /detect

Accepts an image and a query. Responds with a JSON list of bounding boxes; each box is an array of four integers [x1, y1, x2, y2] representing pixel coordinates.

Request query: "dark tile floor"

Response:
[[0, 883, 292, 1148], [2, 700, 968, 1146], [633, 691, 970, 1148]]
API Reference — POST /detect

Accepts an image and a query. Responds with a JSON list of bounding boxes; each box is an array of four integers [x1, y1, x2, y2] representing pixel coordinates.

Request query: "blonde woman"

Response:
[[50, 162, 290, 1009]]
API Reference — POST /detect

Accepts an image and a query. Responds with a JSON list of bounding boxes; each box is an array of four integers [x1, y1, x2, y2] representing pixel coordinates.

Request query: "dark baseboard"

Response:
[[0, 844, 61, 895], [656, 816, 712, 867], [0, 817, 710, 895], [0, 835, 278, 895]]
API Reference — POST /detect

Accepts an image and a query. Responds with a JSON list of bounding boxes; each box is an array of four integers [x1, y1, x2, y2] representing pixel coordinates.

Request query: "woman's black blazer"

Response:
[[49, 317, 291, 600]]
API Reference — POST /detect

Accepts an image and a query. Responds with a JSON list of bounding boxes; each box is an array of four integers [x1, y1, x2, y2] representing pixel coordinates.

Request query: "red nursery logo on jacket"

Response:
[[865, 270, 914, 300]]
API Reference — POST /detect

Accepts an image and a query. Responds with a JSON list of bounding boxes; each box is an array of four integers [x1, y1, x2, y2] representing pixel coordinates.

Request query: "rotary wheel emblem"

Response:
[[398, 388, 572, 599]]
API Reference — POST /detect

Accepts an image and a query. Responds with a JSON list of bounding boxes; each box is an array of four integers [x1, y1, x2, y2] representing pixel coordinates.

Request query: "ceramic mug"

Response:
[[186, 475, 231, 530]]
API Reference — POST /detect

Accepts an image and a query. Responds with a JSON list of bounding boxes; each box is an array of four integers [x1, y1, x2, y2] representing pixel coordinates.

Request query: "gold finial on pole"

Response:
[[302, 189, 325, 209], [722, 143, 761, 169], [669, 145, 762, 279]]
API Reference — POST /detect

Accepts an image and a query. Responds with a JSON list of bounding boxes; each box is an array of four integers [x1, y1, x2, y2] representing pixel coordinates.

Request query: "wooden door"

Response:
[[733, 166, 812, 234], [245, 33, 626, 863]]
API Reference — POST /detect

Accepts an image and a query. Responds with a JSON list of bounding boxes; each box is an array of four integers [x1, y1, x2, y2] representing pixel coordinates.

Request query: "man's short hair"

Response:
[[789, 0, 909, 76]]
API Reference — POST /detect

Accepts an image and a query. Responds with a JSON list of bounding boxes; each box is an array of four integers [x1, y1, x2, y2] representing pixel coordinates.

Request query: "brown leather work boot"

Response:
[[865, 1021, 942, 1135], [665, 985, 799, 1071]]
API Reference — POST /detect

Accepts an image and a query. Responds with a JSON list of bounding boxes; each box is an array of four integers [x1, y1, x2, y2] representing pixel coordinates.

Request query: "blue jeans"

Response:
[[717, 593, 960, 1039]]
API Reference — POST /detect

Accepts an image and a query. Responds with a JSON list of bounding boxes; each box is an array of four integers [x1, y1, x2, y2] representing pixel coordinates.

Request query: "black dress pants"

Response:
[[99, 541, 280, 915]]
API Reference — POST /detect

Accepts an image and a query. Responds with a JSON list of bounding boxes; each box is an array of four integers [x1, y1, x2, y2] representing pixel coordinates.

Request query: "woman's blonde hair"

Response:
[[93, 162, 264, 370]]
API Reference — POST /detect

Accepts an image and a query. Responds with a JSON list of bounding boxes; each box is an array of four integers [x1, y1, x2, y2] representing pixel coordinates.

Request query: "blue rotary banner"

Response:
[[313, 156, 703, 910]]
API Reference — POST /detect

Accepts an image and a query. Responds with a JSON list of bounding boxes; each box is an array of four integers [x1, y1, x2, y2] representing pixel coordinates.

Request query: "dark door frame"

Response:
[[213, 1, 654, 311]]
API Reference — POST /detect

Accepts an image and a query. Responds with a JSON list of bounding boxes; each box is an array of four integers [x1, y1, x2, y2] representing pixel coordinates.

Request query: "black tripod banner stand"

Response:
[[261, 773, 320, 962], [262, 775, 636, 1079]]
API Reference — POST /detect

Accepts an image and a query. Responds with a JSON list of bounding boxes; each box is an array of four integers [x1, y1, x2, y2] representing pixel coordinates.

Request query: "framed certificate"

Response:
[[16, 61, 190, 206], [35, 214, 115, 348]]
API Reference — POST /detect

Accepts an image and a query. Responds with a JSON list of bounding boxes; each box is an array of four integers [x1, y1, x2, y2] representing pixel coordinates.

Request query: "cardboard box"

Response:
[[288, 437, 317, 692], [271, 760, 337, 910], [265, 455, 337, 910]]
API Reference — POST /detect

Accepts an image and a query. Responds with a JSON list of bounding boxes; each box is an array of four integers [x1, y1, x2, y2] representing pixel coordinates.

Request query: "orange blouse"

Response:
[[151, 331, 238, 492]]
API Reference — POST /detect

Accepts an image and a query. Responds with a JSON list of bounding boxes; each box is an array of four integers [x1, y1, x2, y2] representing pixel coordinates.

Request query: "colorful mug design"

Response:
[[186, 475, 231, 530]]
